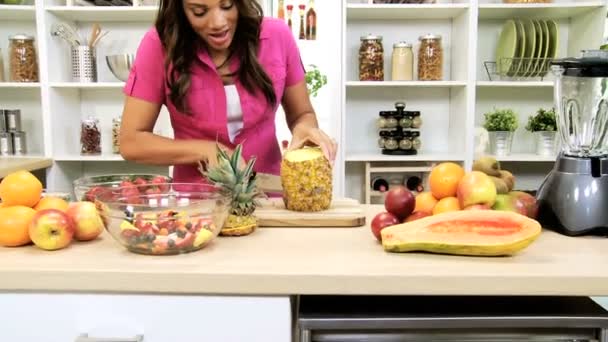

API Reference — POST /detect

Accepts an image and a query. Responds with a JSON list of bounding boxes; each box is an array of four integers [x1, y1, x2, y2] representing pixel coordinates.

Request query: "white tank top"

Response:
[[225, 85, 243, 143]]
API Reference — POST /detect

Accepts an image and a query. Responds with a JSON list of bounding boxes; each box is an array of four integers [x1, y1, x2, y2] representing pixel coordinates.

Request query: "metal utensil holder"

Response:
[[484, 57, 553, 81], [71, 46, 97, 82]]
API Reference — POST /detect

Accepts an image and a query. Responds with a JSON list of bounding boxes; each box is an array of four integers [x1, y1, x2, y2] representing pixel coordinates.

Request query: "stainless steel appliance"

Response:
[[297, 296, 608, 342], [536, 52, 608, 236]]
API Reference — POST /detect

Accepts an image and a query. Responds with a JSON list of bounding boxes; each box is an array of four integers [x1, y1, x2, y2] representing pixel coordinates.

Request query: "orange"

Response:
[[0, 205, 37, 247], [0, 170, 43, 208], [414, 192, 438, 213], [429, 162, 465, 199], [432, 196, 461, 215], [34, 197, 69, 212]]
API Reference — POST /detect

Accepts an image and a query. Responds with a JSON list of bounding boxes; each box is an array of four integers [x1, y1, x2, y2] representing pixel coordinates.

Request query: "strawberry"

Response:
[[133, 177, 147, 186], [151, 176, 169, 192]]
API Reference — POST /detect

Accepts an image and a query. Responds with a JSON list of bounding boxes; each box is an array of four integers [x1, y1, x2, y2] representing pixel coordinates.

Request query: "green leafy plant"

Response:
[[305, 64, 327, 98], [525, 107, 557, 132], [483, 108, 519, 132]]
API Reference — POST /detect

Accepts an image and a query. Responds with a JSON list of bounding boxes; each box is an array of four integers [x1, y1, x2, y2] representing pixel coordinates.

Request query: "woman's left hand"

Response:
[[288, 127, 338, 165]]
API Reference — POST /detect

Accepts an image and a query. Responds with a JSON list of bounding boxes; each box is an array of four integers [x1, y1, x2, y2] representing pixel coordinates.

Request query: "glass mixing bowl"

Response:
[[94, 182, 230, 255]]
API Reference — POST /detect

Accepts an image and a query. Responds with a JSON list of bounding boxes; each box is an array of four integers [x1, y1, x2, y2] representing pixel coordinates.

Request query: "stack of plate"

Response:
[[495, 18, 559, 79]]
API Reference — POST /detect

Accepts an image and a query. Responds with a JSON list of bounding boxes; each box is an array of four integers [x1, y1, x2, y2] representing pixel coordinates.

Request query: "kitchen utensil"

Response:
[[91, 30, 108, 48], [50, 22, 81, 47], [94, 182, 230, 256], [520, 18, 536, 77], [89, 23, 101, 48], [72, 46, 97, 82], [536, 54, 608, 236], [495, 20, 518, 76], [106, 53, 134, 81], [255, 197, 366, 227], [73, 173, 172, 201]]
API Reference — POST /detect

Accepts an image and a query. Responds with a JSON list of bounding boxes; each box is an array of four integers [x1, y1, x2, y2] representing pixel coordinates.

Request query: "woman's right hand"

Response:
[[196, 141, 247, 174]]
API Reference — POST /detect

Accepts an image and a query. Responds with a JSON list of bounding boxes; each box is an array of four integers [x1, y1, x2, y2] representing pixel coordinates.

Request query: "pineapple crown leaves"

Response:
[[199, 142, 264, 210]]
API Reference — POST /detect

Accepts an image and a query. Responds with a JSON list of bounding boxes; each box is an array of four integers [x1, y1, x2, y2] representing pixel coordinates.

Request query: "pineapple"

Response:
[[200, 143, 261, 236], [281, 146, 332, 211]]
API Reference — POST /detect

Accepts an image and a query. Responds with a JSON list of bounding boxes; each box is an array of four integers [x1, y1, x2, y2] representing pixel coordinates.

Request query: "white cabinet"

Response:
[[0, 293, 292, 342], [341, 0, 608, 204]]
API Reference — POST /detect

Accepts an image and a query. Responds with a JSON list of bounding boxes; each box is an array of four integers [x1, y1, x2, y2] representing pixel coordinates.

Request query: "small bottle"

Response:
[[277, 0, 285, 19], [286, 5, 294, 31], [306, 0, 317, 40], [0, 48, 5, 82], [298, 4, 306, 40], [112, 116, 121, 154], [371, 177, 389, 192], [81, 116, 101, 155], [0, 132, 12, 156], [391, 42, 413, 81]]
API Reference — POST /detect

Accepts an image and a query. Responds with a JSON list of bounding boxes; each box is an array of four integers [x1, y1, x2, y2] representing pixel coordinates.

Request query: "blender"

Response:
[[536, 52, 608, 236]]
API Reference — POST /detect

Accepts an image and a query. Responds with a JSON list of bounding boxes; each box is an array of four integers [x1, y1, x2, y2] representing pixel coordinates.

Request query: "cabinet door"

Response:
[[0, 293, 292, 342]]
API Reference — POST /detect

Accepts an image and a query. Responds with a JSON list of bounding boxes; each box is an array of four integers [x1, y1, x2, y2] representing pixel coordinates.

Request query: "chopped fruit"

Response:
[[194, 229, 214, 247]]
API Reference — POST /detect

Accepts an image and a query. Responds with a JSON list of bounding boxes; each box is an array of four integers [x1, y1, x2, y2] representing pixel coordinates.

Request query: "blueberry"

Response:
[[167, 239, 176, 248], [185, 222, 192, 230], [176, 229, 186, 238]]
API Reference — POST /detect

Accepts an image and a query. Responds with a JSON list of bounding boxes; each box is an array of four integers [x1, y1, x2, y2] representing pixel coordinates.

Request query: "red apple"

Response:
[[371, 211, 400, 242], [384, 186, 415, 220], [29, 209, 75, 250], [404, 211, 431, 222], [65, 201, 105, 241]]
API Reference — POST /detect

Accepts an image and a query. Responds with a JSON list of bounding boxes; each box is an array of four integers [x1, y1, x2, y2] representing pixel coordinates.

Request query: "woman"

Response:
[[119, 0, 337, 183]]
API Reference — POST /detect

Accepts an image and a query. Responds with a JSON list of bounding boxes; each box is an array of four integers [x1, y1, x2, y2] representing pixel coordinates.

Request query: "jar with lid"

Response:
[[0, 48, 5, 82], [81, 116, 101, 155], [112, 116, 122, 154], [410, 111, 422, 128], [359, 34, 384, 81], [417, 34, 443, 81], [391, 42, 413, 81], [9, 34, 39, 82]]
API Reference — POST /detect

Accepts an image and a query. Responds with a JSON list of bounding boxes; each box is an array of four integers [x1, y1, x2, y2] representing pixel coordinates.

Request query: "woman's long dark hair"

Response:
[[155, 0, 276, 113]]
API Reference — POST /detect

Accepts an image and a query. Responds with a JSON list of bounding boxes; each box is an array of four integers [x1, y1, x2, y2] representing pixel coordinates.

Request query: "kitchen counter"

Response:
[[0, 205, 607, 296], [0, 157, 53, 178]]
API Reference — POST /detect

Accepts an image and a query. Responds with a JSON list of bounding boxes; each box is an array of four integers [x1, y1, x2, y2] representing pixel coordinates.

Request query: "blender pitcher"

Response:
[[551, 55, 608, 157]]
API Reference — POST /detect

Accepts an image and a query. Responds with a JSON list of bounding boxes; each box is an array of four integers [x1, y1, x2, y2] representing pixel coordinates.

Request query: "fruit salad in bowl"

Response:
[[94, 182, 230, 255], [73, 174, 172, 202]]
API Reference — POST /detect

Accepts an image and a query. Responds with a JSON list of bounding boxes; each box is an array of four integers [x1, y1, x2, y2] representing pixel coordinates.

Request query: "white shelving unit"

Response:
[[341, 0, 607, 204]]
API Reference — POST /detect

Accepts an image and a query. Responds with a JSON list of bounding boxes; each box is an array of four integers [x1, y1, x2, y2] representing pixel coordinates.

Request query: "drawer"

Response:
[[0, 293, 291, 342]]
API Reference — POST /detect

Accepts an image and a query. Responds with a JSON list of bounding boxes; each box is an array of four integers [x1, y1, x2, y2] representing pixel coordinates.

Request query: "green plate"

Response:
[[495, 19, 518, 76], [520, 18, 536, 77], [546, 19, 559, 60], [530, 19, 544, 77], [536, 20, 551, 77], [509, 19, 526, 77]]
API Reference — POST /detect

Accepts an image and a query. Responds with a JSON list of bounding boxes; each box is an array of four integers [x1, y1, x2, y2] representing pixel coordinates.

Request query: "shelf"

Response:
[[0, 82, 40, 89], [476, 81, 553, 87], [54, 154, 124, 162], [0, 5, 36, 21], [46, 6, 158, 22], [346, 3, 469, 20], [346, 81, 467, 88], [478, 2, 604, 19], [346, 153, 466, 162], [492, 153, 557, 162], [50, 82, 125, 89]]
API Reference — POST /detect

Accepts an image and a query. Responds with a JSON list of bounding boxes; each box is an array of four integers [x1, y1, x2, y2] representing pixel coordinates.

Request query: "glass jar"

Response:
[[81, 116, 101, 155], [9, 34, 39, 82], [112, 116, 121, 154], [418, 34, 443, 81], [391, 42, 413, 81], [359, 34, 384, 81], [0, 48, 5, 82], [411, 111, 422, 128]]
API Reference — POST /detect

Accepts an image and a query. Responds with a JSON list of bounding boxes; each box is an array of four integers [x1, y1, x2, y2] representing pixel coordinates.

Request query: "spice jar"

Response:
[[81, 116, 101, 155], [391, 42, 413, 81], [112, 116, 121, 154], [417, 34, 443, 81], [0, 132, 12, 156], [11, 131, 26, 155], [411, 111, 422, 128], [359, 34, 384, 81], [9, 34, 39, 83], [0, 48, 5, 82]]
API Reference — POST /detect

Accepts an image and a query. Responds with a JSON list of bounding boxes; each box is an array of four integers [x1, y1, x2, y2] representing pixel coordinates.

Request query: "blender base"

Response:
[[536, 154, 608, 236]]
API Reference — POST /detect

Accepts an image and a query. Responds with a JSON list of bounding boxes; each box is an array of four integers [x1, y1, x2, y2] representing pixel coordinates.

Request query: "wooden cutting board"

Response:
[[255, 197, 366, 227]]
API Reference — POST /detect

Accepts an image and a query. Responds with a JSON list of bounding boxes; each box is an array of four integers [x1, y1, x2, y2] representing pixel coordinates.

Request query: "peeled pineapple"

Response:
[[281, 146, 332, 212]]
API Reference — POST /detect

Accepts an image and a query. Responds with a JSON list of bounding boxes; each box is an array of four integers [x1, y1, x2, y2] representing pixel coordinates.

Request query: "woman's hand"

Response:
[[289, 126, 338, 165], [197, 142, 247, 174]]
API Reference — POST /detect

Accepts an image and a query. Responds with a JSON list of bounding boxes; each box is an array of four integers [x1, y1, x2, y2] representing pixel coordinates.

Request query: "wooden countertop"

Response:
[[0, 157, 53, 178], [0, 205, 607, 296]]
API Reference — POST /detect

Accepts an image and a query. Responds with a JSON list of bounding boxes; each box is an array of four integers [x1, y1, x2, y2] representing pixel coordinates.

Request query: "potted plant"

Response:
[[305, 64, 327, 98], [525, 107, 557, 156], [483, 108, 519, 156]]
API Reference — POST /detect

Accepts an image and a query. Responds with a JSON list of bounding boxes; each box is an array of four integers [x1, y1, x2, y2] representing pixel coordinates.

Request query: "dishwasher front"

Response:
[[296, 296, 608, 342]]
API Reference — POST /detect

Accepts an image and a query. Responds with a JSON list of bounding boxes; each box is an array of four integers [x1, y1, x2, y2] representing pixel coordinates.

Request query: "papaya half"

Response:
[[380, 210, 541, 257]]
